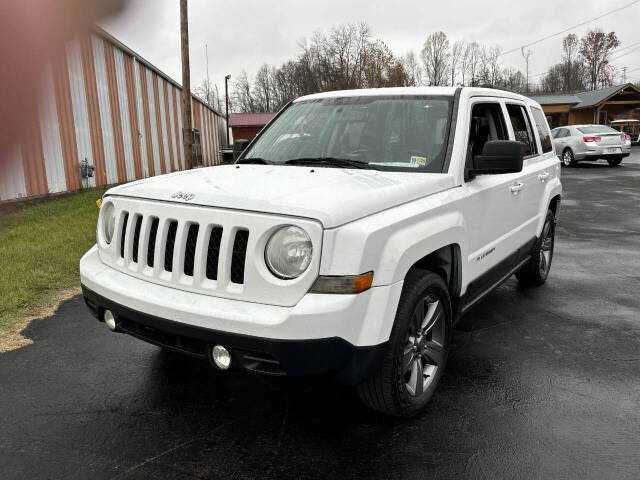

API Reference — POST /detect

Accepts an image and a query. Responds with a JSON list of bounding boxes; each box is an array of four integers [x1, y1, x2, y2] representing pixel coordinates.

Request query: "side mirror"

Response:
[[233, 139, 250, 160], [470, 140, 524, 175]]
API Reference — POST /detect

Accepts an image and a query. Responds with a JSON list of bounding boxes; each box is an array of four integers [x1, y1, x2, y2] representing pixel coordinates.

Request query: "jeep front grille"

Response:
[[116, 213, 249, 285], [99, 197, 322, 306]]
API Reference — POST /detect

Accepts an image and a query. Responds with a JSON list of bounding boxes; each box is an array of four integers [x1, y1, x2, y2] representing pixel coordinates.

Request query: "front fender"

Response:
[[319, 188, 468, 287]]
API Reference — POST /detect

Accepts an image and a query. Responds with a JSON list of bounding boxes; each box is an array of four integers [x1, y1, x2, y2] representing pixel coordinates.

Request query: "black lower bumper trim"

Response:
[[81, 285, 385, 385]]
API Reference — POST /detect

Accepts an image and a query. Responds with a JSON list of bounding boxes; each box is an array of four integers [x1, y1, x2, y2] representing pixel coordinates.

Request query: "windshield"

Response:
[[242, 95, 454, 172], [577, 125, 620, 134]]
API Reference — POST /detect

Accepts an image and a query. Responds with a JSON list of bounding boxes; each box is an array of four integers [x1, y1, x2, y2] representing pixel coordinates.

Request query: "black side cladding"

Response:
[[164, 221, 178, 272], [230, 229, 249, 284]]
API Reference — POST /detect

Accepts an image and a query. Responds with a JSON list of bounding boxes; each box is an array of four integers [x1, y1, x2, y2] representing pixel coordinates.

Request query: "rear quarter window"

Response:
[[531, 107, 553, 153]]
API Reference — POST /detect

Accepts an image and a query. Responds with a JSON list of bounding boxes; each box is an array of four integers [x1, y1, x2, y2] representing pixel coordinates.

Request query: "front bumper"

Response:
[[82, 286, 385, 384], [80, 246, 403, 384]]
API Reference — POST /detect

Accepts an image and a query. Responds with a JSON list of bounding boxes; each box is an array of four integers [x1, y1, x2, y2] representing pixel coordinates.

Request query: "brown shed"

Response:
[[529, 83, 640, 129], [229, 113, 276, 142]]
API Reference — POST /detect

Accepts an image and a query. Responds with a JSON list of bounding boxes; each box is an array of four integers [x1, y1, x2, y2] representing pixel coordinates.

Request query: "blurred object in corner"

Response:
[[0, 0, 125, 167]]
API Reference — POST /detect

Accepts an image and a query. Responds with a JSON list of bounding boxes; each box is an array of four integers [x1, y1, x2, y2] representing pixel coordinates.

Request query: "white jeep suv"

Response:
[[80, 87, 561, 417]]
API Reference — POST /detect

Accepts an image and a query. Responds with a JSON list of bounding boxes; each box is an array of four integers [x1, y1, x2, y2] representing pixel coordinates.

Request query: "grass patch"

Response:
[[0, 187, 107, 351]]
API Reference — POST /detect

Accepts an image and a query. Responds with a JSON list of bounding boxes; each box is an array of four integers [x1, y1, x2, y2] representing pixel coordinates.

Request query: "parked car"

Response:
[[609, 119, 640, 145], [80, 87, 562, 417], [551, 124, 631, 167]]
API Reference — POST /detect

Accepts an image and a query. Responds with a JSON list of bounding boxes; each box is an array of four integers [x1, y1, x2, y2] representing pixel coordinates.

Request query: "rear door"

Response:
[[503, 102, 546, 255]]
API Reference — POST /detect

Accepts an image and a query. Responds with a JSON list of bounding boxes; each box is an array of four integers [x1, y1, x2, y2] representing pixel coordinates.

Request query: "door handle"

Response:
[[509, 182, 524, 195], [538, 172, 550, 182]]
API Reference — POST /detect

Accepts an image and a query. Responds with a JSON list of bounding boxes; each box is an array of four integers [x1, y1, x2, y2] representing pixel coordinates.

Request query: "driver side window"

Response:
[[466, 102, 508, 168]]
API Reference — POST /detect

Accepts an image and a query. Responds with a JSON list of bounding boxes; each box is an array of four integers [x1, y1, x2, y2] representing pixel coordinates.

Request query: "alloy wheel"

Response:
[[563, 151, 572, 167], [402, 296, 445, 397], [539, 219, 554, 276]]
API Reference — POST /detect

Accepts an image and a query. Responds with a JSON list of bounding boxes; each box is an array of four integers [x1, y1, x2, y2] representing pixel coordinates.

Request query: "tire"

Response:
[[357, 270, 451, 417], [516, 210, 555, 287], [607, 157, 622, 166], [562, 148, 577, 167]]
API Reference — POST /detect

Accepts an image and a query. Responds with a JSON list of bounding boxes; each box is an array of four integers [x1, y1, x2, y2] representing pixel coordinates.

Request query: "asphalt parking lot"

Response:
[[1, 149, 639, 480]]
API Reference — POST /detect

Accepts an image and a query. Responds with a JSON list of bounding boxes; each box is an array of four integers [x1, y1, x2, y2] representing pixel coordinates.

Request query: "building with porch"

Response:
[[529, 83, 640, 129]]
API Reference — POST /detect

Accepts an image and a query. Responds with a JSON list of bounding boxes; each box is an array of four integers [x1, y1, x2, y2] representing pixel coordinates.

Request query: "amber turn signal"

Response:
[[310, 271, 374, 294]]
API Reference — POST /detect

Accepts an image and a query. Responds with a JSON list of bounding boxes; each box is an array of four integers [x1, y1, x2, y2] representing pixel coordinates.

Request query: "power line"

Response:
[[610, 48, 640, 64], [611, 40, 640, 56], [499, 0, 640, 56]]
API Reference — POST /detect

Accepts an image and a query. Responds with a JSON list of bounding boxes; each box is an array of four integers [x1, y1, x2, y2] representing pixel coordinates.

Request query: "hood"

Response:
[[106, 165, 456, 228]]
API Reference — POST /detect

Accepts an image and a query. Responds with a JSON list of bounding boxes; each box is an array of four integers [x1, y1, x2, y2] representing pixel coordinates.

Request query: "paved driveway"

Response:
[[1, 150, 639, 480]]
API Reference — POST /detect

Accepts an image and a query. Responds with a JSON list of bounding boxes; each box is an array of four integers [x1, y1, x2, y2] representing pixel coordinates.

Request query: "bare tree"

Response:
[[193, 78, 222, 110], [402, 50, 423, 86], [579, 29, 620, 90], [363, 40, 408, 87], [561, 34, 586, 92], [253, 63, 273, 112], [501, 68, 527, 92], [484, 45, 502, 86], [465, 42, 481, 86], [450, 40, 465, 86], [421, 31, 450, 86], [232, 71, 255, 112]]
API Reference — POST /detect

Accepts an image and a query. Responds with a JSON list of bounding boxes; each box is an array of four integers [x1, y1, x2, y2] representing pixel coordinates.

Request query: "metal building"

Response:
[[0, 27, 227, 202]]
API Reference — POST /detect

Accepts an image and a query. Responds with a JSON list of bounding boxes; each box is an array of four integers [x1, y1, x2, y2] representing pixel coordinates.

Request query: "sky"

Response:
[[99, 0, 640, 93]]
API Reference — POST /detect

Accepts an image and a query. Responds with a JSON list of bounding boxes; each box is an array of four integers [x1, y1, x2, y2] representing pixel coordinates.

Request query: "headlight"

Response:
[[101, 201, 116, 244], [265, 226, 312, 279]]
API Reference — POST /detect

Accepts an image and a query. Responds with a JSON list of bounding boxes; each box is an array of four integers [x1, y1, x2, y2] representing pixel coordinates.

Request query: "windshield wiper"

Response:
[[284, 157, 372, 169], [235, 157, 274, 165]]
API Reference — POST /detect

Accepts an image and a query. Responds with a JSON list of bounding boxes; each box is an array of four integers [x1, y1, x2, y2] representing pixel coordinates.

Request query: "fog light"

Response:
[[104, 310, 117, 331], [211, 345, 231, 370]]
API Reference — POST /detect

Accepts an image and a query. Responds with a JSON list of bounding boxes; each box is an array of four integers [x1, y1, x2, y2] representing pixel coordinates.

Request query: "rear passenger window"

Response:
[[467, 103, 508, 166], [531, 107, 553, 153], [506, 104, 538, 157]]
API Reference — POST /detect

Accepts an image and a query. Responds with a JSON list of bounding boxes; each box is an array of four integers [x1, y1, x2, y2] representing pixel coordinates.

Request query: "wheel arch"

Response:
[[549, 194, 561, 220], [407, 243, 463, 320]]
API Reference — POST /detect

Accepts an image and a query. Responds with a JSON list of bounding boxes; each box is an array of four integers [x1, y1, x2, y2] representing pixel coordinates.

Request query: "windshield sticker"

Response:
[[410, 156, 428, 167]]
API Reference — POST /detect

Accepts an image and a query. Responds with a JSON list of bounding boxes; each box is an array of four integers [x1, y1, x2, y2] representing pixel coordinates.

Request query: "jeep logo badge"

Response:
[[171, 191, 195, 201]]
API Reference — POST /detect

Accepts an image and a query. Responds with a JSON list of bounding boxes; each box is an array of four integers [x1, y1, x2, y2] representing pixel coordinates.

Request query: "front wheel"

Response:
[[607, 157, 622, 166], [357, 271, 451, 417], [516, 210, 555, 286]]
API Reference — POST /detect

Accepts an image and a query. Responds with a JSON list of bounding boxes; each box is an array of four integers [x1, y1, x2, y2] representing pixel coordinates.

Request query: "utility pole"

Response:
[[521, 47, 533, 94], [225, 74, 231, 147], [622, 66, 627, 83], [180, 0, 193, 170]]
